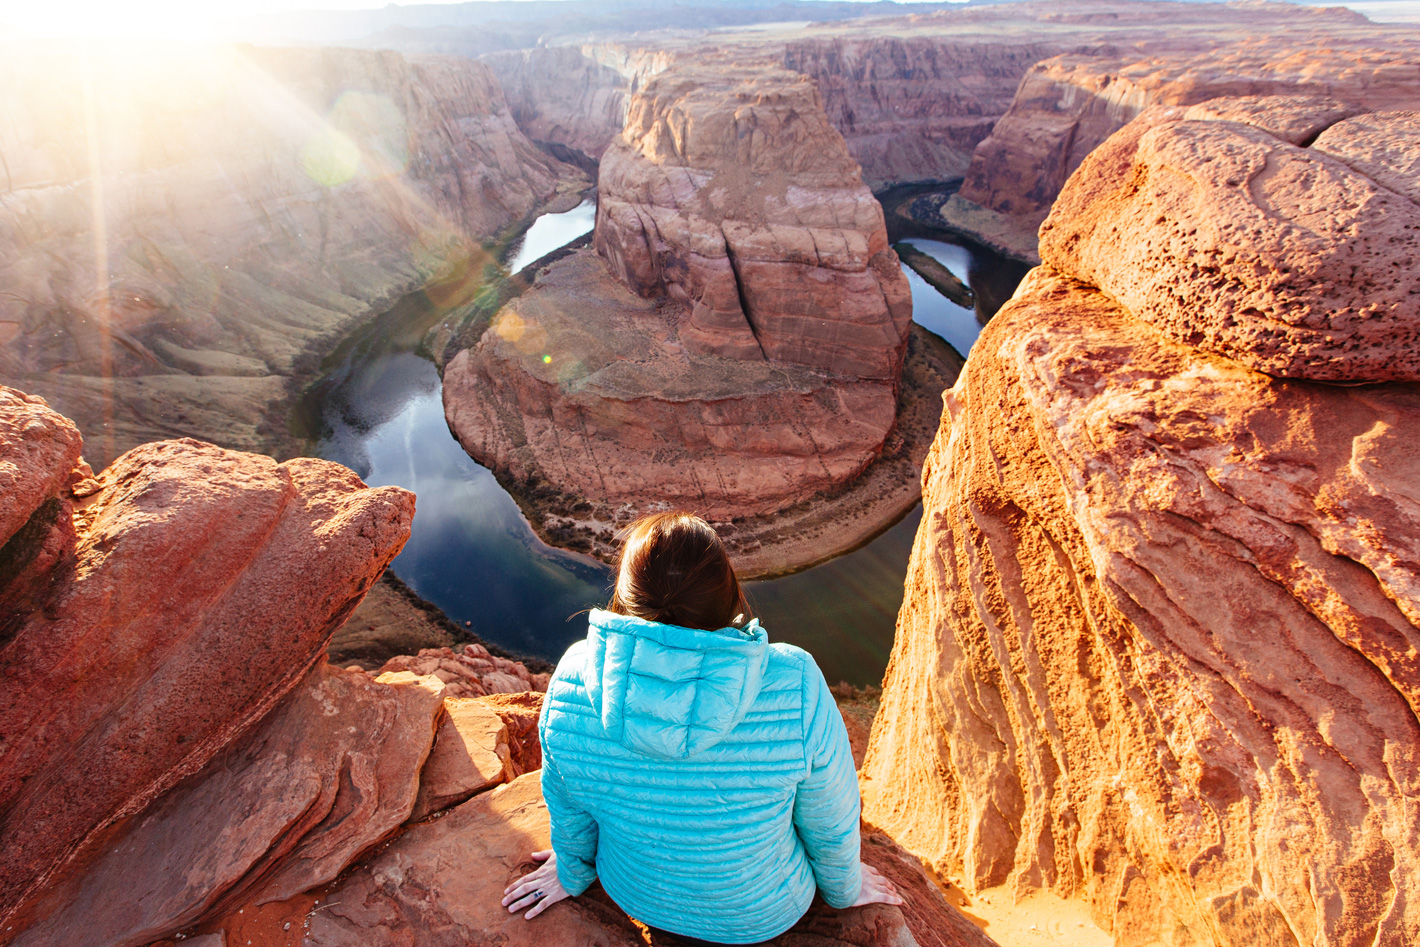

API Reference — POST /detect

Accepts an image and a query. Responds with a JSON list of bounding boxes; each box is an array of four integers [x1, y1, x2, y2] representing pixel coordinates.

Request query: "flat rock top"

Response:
[[1182, 94, 1363, 145], [1040, 110, 1420, 381], [620, 65, 859, 182], [481, 251, 837, 400]]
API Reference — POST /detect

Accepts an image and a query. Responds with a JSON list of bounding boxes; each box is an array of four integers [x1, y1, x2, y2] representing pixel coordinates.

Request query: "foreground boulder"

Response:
[[864, 102, 1420, 946], [13, 666, 445, 947], [1040, 111, 1420, 381], [0, 390, 415, 937]]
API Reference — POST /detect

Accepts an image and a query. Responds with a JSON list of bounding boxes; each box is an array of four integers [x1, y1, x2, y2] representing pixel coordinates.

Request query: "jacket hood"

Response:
[[584, 608, 769, 760]]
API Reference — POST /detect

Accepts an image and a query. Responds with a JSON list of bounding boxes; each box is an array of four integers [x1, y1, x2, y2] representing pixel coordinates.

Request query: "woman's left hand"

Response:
[[502, 850, 570, 919]]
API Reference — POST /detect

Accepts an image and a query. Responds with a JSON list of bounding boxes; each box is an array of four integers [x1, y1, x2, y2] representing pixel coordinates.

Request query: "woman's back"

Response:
[[540, 608, 861, 943]]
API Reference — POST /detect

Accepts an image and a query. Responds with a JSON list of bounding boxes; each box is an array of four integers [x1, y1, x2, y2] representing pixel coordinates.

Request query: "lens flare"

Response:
[[299, 126, 361, 187]]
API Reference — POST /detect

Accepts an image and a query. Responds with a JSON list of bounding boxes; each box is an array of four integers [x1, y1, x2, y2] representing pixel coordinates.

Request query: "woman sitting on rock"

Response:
[[502, 511, 901, 943]]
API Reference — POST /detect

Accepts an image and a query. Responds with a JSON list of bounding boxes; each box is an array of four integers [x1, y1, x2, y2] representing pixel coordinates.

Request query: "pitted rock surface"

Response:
[[1313, 109, 1420, 205], [1039, 116, 1420, 381]]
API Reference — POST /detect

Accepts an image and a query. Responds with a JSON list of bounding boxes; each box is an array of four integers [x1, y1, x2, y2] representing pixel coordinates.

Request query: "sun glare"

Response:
[[0, 0, 225, 39]]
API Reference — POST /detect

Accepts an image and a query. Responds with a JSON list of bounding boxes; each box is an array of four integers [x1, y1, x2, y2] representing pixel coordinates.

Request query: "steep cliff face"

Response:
[[483, 44, 674, 163], [0, 42, 574, 467], [441, 65, 932, 572], [783, 36, 1061, 188], [955, 32, 1420, 247], [595, 66, 910, 379], [863, 104, 1420, 946]]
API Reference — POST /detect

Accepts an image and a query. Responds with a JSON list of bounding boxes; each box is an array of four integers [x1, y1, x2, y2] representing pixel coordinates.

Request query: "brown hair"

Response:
[[607, 511, 751, 631]]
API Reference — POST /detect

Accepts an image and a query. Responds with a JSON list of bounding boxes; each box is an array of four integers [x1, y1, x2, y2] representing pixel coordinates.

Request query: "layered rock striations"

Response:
[[863, 104, 1420, 945], [0, 386, 416, 940], [593, 67, 911, 378], [0, 43, 576, 467], [443, 66, 947, 574], [783, 35, 1063, 188], [951, 6, 1420, 257]]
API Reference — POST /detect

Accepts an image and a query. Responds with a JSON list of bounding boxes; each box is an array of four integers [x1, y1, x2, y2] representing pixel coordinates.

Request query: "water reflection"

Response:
[[506, 198, 596, 273]]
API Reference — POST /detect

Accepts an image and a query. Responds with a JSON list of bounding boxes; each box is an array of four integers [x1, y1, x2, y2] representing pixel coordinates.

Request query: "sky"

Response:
[[0, 0, 934, 40], [0, 0, 1413, 39]]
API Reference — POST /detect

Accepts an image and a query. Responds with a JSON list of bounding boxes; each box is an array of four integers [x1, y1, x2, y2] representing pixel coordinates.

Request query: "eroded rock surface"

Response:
[[306, 773, 998, 947], [377, 643, 551, 696], [1039, 111, 1420, 381], [594, 66, 910, 379], [865, 100, 1420, 946], [954, 22, 1420, 250], [0, 43, 575, 466], [13, 666, 445, 947], [0, 416, 414, 937]]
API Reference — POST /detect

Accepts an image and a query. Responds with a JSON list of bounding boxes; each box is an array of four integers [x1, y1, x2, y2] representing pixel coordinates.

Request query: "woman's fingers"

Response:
[[531, 850, 553, 861]]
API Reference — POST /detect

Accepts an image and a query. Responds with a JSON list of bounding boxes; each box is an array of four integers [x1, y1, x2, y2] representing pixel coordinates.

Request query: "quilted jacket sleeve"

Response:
[[791, 658, 862, 908], [541, 746, 600, 896]]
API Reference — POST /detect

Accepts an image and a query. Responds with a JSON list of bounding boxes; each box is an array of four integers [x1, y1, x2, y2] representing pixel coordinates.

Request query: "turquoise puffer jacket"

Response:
[[539, 609, 861, 943]]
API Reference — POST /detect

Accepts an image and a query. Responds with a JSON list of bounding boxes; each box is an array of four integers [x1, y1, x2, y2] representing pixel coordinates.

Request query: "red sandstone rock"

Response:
[[593, 66, 910, 381], [377, 644, 550, 698], [305, 773, 996, 947], [1039, 114, 1420, 381], [1181, 94, 1364, 145], [1313, 109, 1420, 204], [11, 665, 444, 947], [0, 436, 414, 939], [0, 388, 88, 626], [954, 13, 1420, 244], [476, 690, 546, 775], [0, 388, 82, 548], [409, 697, 514, 822], [443, 250, 900, 521], [863, 266, 1420, 946]]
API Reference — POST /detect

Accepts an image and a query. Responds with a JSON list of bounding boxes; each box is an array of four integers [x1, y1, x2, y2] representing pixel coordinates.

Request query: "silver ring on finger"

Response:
[[531, 890, 545, 901]]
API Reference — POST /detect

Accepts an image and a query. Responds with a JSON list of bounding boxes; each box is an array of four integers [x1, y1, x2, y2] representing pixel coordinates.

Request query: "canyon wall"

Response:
[[862, 102, 1420, 946], [953, 9, 1420, 253], [483, 44, 675, 164], [783, 36, 1061, 188], [0, 42, 575, 467]]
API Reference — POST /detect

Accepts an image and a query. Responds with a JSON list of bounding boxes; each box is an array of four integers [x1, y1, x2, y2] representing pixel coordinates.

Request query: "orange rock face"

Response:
[[0, 407, 414, 938], [594, 66, 911, 380], [865, 103, 1420, 946], [13, 666, 445, 947], [1040, 111, 1420, 381]]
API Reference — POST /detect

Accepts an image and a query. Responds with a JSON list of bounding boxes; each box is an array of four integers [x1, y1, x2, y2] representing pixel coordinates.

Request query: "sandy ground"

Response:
[[944, 883, 1113, 947]]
